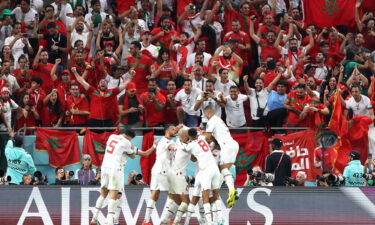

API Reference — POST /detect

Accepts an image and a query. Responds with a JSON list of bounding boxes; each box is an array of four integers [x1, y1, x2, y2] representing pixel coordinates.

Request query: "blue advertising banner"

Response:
[[0, 186, 374, 225]]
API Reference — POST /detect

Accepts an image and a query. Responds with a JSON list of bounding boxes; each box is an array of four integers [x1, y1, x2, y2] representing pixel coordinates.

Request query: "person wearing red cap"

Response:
[[51, 58, 72, 108], [118, 82, 145, 136]]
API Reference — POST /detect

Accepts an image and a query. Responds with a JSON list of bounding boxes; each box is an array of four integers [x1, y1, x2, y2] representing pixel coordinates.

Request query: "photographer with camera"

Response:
[[244, 165, 274, 186], [55, 167, 79, 185], [5, 129, 36, 184], [316, 169, 345, 187], [285, 171, 307, 187], [127, 170, 145, 185], [265, 138, 291, 186], [343, 150, 365, 186]]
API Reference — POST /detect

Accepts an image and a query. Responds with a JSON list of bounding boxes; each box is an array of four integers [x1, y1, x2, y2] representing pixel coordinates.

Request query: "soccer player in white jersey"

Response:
[[203, 105, 239, 208], [163, 127, 192, 225], [185, 128, 221, 224], [90, 129, 156, 225], [143, 125, 179, 225]]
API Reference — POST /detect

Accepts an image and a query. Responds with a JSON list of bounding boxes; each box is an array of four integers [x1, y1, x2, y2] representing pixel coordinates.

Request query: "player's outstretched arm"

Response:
[[136, 141, 157, 157]]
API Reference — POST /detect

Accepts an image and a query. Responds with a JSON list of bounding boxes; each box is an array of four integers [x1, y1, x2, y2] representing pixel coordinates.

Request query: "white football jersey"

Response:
[[101, 134, 134, 170], [206, 115, 234, 146], [152, 136, 174, 174], [171, 139, 191, 175], [185, 136, 217, 171], [211, 149, 221, 165]]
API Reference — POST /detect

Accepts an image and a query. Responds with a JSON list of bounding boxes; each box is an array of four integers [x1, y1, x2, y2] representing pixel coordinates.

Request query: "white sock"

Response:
[[203, 203, 212, 223], [144, 199, 155, 222], [211, 203, 217, 223], [161, 200, 178, 224], [174, 202, 188, 223], [92, 195, 105, 221], [215, 200, 223, 222], [106, 199, 116, 225], [184, 203, 195, 225], [221, 168, 235, 190], [198, 199, 205, 222], [113, 198, 123, 224]]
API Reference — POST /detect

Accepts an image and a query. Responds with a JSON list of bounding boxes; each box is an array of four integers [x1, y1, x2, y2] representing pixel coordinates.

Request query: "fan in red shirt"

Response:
[[32, 47, 54, 93], [299, 97, 330, 129], [150, 16, 179, 47], [184, 52, 209, 76], [224, 1, 254, 33], [126, 41, 153, 94], [250, 16, 281, 62], [284, 84, 312, 127], [86, 49, 111, 88], [13, 55, 32, 97], [26, 77, 46, 118], [64, 83, 90, 127], [223, 19, 251, 71], [51, 59, 72, 107], [16, 92, 39, 134], [118, 82, 145, 135], [140, 78, 166, 127], [150, 48, 179, 90], [71, 66, 130, 128], [159, 80, 180, 125], [41, 89, 64, 127], [258, 14, 279, 40]]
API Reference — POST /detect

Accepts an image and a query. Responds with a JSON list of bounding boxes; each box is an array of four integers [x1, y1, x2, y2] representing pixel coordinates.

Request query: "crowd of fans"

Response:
[[0, 0, 373, 186]]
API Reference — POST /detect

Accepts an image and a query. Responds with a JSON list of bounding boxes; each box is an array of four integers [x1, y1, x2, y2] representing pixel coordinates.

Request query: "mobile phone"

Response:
[[22, 33, 28, 38], [106, 15, 110, 19], [369, 153, 373, 159]]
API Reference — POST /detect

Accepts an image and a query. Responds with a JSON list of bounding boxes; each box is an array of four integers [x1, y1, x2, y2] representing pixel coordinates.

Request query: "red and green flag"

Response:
[[140, 131, 155, 185], [232, 132, 269, 186], [35, 128, 80, 167], [302, 0, 357, 28], [83, 129, 116, 167]]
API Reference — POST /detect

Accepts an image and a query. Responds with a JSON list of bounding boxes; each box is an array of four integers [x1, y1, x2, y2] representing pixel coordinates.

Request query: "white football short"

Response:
[[100, 167, 124, 191], [196, 165, 221, 191], [219, 140, 239, 165], [150, 172, 170, 191], [168, 170, 189, 195]]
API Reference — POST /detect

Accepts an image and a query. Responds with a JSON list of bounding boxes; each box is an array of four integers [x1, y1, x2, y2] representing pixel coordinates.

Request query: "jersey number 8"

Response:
[[197, 140, 209, 152]]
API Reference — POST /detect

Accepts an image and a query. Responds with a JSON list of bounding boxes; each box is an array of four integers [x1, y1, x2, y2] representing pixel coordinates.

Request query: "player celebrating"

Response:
[[203, 106, 239, 208], [164, 127, 192, 225], [90, 129, 156, 225], [185, 128, 221, 224], [143, 125, 179, 225]]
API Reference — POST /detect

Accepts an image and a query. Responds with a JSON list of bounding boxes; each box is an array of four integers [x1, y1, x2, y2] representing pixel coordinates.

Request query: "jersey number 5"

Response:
[[197, 140, 209, 152], [107, 140, 118, 154]]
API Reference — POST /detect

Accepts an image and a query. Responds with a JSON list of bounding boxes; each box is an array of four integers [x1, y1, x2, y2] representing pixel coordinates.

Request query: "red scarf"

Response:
[[288, 48, 302, 66], [122, 93, 145, 125]]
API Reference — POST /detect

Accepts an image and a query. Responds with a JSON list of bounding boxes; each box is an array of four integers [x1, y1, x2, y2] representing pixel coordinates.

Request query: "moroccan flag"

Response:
[[35, 128, 80, 167], [302, 0, 356, 28], [83, 129, 116, 167], [232, 132, 269, 186], [328, 90, 348, 137], [275, 130, 319, 181], [140, 131, 155, 185]]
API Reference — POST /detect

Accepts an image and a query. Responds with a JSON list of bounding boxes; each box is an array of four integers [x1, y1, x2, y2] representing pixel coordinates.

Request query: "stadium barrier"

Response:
[[0, 186, 374, 225]]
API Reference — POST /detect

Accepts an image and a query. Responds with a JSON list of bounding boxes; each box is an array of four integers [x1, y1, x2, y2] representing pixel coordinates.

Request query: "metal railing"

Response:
[[16, 126, 315, 135]]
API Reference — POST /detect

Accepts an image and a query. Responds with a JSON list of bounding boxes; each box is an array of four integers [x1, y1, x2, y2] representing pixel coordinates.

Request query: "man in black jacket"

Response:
[[265, 138, 291, 186]]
